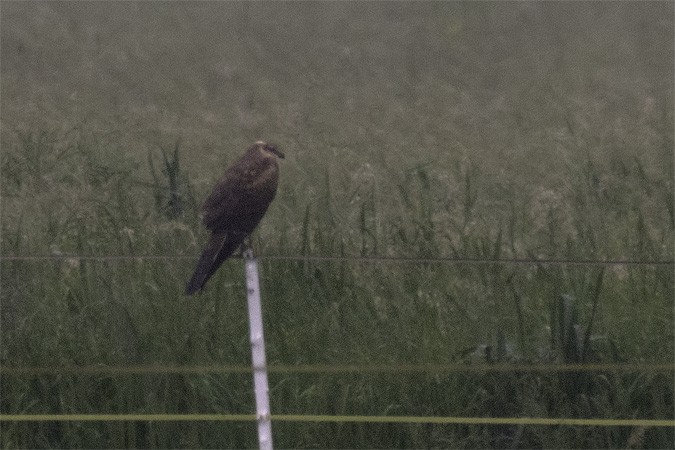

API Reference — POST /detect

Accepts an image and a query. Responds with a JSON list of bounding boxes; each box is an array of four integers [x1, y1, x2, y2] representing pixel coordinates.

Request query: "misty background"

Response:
[[1, 2, 673, 448]]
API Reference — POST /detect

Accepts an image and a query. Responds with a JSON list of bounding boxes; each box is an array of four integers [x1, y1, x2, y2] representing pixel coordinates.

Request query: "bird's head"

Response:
[[253, 140, 285, 159]]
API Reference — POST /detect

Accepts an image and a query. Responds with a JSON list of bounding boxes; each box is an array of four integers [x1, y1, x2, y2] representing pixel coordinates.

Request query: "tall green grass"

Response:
[[1, 2, 673, 448], [1, 127, 672, 448]]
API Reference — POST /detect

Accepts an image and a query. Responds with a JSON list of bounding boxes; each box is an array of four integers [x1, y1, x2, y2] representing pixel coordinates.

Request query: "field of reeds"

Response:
[[1, 2, 673, 448]]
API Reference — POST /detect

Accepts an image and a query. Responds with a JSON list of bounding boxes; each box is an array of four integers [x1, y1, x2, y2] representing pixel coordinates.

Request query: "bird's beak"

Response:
[[267, 145, 285, 159]]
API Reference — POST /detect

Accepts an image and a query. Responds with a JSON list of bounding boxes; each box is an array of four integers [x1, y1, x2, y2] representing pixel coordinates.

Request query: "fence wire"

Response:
[[2, 253, 673, 432], [1, 254, 673, 266], [1, 362, 673, 376], [0, 414, 673, 428]]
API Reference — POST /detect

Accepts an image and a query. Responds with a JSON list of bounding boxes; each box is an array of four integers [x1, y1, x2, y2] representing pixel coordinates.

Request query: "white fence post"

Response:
[[243, 249, 273, 450]]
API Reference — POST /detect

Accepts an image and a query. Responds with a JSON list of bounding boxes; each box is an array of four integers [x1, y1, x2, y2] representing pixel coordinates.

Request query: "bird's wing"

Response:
[[201, 162, 277, 232], [185, 230, 246, 295], [201, 174, 243, 230]]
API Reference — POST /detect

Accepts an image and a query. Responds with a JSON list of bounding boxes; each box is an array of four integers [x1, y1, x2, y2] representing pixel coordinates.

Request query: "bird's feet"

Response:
[[239, 235, 254, 260]]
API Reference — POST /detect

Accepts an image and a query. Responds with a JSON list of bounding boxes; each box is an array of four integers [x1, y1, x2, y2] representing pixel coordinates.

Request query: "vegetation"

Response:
[[1, 2, 673, 448]]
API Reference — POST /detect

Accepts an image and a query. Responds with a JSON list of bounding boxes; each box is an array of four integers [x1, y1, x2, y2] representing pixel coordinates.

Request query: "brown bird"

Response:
[[185, 141, 284, 295]]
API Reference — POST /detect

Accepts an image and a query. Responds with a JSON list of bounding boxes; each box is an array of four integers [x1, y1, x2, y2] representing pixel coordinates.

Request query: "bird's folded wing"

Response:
[[185, 231, 230, 295], [201, 179, 273, 232]]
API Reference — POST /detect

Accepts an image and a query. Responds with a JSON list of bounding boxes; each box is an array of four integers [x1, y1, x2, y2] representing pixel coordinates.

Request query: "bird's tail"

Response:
[[185, 231, 243, 295]]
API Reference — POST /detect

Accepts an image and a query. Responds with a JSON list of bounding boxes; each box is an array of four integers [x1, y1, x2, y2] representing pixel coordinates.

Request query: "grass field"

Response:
[[1, 2, 673, 448]]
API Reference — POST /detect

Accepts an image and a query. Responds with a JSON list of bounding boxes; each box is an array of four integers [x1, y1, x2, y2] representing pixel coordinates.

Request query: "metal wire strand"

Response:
[[1, 254, 673, 266]]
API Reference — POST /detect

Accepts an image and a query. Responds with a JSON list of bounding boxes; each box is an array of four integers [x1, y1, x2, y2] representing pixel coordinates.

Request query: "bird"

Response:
[[185, 141, 284, 295]]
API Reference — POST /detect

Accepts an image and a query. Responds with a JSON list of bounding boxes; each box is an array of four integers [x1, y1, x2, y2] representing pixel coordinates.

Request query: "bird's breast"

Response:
[[245, 160, 279, 192]]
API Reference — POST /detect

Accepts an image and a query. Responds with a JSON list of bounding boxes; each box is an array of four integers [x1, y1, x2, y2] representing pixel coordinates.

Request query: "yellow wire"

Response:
[[0, 414, 672, 427], [3, 365, 672, 428]]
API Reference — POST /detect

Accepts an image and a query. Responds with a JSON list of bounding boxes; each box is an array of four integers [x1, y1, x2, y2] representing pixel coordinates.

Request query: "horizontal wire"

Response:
[[265, 255, 675, 266], [0, 254, 672, 266], [0, 414, 672, 428], [274, 415, 675, 428], [1, 363, 673, 376]]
